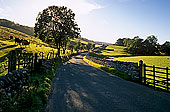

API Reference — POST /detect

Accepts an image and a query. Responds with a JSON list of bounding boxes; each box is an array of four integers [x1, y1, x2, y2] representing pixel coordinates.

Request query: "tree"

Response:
[[142, 35, 159, 55], [115, 38, 124, 46], [161, 41, 170, 55], [67, 41, 74, 53], [128, 37, 143, 55], [123, 38, 133, 47], [34, 6, 80, 56], [74, 40, 82, 53], [86, 42, 93, 51], [145, 35, 158, 46]]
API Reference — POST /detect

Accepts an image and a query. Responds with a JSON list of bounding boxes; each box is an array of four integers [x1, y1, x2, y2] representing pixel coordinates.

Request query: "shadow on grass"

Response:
[[0, 45, 17, 50], [100, 66, 132, 81], [104, 48, 114, 51], [0, 48, 24, 63]]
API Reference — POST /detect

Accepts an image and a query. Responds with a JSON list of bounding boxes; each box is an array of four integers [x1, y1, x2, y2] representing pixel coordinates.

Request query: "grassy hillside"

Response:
[[0, 26, 57, 54], [93, 45, 170, 68], [99, 45, 131, 58], [0, 25, 49, 46], [0, 26, 58, 76], [0, 25, 92, 76], [0, 19, 34, 36]]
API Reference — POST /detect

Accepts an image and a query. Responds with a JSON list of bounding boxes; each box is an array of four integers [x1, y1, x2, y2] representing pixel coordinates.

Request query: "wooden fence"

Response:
[[139, 60, 170, 92], [0, 60, 8, 75], [0, 50, 57, 75]]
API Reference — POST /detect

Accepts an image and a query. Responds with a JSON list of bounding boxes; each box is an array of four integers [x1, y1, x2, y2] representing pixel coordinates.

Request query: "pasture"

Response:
[[113, 56, 170, 68], [0, 26, 57, 76], [91, 44, 170, 91], [95, 45, 170, 68], [97, 45, 131, 58], [0, 26, 91, 76]]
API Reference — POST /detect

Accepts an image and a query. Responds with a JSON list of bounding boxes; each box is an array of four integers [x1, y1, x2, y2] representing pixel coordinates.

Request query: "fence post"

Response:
[[8, 51, 12, 73], [166, 67, 169, 91], [31, 55, 34, 71], [8, 50, 16, 72], [42, 52, 44, 59], [23, 53, 26, 68], [153, 65, 155, 88], [53, 51, 55, 63], [34, 53, 38, 70], [139, 60, 143, 83], [18, 55, 20, 69], [144, 64, 146, 85]]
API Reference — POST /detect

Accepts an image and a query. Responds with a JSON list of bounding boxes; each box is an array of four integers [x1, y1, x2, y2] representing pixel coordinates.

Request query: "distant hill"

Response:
[[78, 37, 112, 45], [0, 19, 34, 36]]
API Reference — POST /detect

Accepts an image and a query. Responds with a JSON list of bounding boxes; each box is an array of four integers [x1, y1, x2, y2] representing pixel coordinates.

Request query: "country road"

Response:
[[44, 53, 170, 112]]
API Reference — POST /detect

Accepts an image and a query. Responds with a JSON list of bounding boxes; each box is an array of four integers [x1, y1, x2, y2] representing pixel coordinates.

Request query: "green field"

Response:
[[92, 44, 170, 91], [98, 45, 131, 58], [0, 26, 59, 76], [113, 56, 170, 68], [0, 26, 92, 76], [95, 45, 170, 68]]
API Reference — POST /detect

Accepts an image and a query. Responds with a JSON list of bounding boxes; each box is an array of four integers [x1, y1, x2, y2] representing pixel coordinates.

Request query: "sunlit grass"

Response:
[[95, 45, 170, 68], [0, 26, 60, 76], [97, 45, 131, 58], [113, 56, 170, 68], [95, 44, 102, 47], [83, 56, 131, 80], [93, 44, 170, 90]]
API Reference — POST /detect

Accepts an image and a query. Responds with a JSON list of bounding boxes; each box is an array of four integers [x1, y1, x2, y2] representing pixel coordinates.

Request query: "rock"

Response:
[[86, 55, 140, 80]]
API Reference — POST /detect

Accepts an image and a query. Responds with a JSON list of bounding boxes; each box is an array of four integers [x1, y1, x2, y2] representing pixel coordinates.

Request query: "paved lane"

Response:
[[45, 53, 170, 112]]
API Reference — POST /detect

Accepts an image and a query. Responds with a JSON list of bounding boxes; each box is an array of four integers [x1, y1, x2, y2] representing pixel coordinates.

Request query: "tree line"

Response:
[[115, 35, 170, 56], [67, 40, 95, 53]]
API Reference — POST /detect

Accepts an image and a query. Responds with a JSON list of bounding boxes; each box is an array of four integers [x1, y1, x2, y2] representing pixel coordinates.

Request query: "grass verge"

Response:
[[83, 56, 132, 80]]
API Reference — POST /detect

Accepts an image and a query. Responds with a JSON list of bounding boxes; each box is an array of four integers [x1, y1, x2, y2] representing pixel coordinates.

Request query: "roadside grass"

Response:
[[83, 56, 132, 80]]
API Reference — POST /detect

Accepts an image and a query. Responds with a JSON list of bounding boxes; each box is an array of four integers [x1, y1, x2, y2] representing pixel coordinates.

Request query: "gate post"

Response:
[[8, 50, 16, 72], [139, 60, 143, 83], [34, 53, 38, 70]]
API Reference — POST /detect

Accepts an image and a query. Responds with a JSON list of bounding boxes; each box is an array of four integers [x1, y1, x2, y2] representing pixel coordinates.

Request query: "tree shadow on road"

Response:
[[47, 61, 126, 112]]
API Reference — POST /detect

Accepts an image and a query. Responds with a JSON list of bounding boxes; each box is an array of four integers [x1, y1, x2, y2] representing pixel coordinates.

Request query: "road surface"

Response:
[[44, 53, 170, 112]]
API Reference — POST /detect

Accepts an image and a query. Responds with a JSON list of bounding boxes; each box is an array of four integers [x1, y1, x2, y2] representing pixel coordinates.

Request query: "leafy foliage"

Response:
[[34, 6, 80, 56], [115, 35, 162, 55], [161, 41, 170, 55]]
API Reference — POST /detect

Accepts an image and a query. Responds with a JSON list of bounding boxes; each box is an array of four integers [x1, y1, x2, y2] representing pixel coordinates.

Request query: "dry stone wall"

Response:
[[86, 55, 139, 79], [0, 69, 30, 100]]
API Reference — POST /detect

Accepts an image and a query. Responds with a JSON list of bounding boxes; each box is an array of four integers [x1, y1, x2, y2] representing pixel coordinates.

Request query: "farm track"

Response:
[[45, 53, 170, 112]]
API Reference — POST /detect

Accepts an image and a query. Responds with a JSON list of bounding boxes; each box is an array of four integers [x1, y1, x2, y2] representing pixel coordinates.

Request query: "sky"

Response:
[[0, 0, 170, 44]]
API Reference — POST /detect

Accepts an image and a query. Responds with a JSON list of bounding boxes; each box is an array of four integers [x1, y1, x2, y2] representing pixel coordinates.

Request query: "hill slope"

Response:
[[0, 19, 34, 36]]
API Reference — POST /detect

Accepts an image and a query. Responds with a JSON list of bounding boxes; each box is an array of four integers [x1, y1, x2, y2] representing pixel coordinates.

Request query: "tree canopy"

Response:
[[115, 35, 164, 56], [34, 6, 80, 56], [161, 41, 170, 55]]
